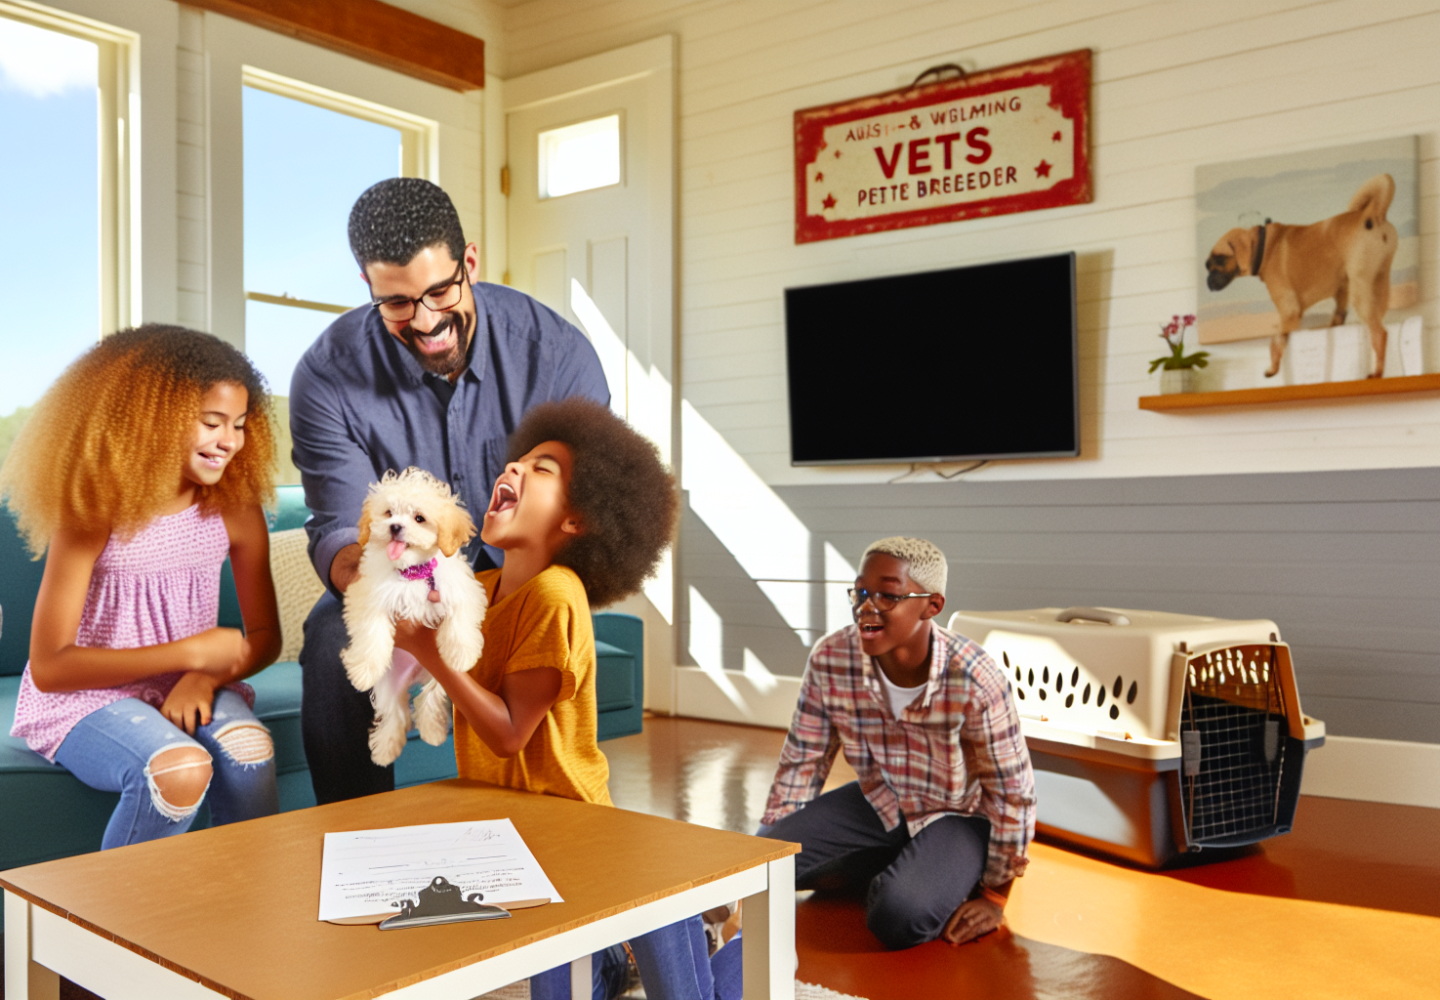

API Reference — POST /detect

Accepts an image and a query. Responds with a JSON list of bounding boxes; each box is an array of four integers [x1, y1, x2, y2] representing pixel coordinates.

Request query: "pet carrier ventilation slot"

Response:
[[948, 607, 1326, 867]]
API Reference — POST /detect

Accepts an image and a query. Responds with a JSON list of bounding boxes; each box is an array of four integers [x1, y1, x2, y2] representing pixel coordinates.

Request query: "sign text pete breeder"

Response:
[[794, 50, 1091, 243]]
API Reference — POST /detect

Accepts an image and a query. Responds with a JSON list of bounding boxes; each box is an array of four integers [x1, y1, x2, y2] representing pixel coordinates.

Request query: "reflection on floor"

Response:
[[606, 715, 1440, 1000]]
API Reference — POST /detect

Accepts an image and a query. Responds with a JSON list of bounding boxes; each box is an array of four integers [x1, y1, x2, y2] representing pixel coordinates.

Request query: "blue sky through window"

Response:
[[0, 17, 98, 419], [243, 85, 401, 396]]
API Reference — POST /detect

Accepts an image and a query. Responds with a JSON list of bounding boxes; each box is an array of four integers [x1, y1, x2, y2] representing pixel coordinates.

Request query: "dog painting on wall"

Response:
[[1195, 136, 1419, 379], [1204, 173, 1397, 378]]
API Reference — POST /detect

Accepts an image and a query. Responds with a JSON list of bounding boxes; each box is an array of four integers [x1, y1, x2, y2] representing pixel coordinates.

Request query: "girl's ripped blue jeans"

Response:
[[54, 690, 279, 849]]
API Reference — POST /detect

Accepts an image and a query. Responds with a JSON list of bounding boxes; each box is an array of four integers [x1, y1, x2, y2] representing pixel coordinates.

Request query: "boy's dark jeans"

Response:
[[299, 591, 394, 804], [762, 781, 990, 949]]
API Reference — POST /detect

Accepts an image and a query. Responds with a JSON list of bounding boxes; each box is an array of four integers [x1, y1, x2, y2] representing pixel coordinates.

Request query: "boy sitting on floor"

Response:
[[393, 397, 741, 1000], [759, 536, 1036, 950]]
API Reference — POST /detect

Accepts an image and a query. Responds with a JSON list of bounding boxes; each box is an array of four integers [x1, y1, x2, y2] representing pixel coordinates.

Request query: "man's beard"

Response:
[[398, 309, 474, 377]]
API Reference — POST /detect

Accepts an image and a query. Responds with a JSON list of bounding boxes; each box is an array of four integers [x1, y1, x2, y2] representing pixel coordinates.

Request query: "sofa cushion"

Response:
[[594, 640, 636, 713], [0, 673, 120, 867], [267, 528, 328, 662], [246, 661, 307, 777], [0, 505, 46, 677]]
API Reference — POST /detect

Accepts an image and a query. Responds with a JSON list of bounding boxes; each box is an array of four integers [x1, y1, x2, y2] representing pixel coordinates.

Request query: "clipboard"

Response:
[[325, 875, 551, 928]]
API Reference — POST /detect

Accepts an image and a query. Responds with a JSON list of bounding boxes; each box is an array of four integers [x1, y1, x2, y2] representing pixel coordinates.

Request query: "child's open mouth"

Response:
[[198, 450, 225, 470], [859, 623, 884, 638], [488, 482, 518, 517]]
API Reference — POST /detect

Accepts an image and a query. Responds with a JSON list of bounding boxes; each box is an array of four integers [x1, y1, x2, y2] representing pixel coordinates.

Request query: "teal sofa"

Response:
[[0, 485, 643, 871]]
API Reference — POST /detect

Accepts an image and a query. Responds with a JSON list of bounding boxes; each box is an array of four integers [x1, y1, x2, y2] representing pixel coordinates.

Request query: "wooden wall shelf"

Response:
[[1139, 373, 1440, 411]]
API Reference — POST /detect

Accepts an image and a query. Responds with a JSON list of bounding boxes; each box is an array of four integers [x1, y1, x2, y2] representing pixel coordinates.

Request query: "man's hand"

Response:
[[161, 672, 222, 735], [941, 897, 1004, 945], [329, 544, 363, 593]]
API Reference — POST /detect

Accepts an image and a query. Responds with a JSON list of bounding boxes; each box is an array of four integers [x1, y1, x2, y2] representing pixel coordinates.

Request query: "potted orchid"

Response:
[[1149, 314, 1209, 394]]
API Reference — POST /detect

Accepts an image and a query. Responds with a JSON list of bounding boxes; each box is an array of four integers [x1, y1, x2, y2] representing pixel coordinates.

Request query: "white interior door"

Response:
[[504, 36, 677, 711]]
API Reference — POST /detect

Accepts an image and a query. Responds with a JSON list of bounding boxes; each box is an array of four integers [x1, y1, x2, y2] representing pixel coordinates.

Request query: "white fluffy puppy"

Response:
[[340, 467, 488, 766]]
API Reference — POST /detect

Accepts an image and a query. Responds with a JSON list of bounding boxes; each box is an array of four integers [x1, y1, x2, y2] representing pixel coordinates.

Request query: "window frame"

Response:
[[203, 10, 474, 351], [0, 0, 167, 334], [240, 65, 436, 320]]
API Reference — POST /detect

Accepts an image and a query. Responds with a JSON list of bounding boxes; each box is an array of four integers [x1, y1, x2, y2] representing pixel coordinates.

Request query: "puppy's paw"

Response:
[[435, 620, 484, 674], [369, 719, 409, 767], [415, 699, 452, 746], [341, 647, 388, 692]]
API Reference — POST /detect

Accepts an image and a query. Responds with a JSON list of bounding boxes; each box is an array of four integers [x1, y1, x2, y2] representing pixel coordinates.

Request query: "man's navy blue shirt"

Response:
[[289, 281, 609, 591]]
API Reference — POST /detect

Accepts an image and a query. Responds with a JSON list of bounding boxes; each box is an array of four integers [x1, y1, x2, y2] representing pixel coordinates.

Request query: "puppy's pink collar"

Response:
[[398, 557, 439, 590]]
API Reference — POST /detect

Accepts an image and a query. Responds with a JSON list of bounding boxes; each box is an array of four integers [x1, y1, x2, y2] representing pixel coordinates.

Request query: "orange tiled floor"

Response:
[[606, 716, 1440, 1000]]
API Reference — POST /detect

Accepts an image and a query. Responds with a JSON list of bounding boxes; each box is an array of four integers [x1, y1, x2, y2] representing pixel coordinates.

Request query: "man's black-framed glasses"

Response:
[[372, 261, 468, 323], [848, 587, 935, 613]]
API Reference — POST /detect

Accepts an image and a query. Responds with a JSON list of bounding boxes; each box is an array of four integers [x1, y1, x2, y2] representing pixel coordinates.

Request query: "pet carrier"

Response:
[[948, 607, 1326, 867]]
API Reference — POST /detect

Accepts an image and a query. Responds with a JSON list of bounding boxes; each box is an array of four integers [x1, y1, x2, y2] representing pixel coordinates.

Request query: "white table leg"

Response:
[[569, 950, 591, 1000], [741, 855, 795, 1000], [5, 892, 60, 1000]]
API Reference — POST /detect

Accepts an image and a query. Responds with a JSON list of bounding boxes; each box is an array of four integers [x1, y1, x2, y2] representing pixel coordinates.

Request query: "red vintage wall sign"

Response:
[[794, 50, 1092, 244]]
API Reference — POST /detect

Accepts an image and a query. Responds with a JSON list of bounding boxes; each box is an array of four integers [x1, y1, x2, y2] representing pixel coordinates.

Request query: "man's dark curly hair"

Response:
[[507, 397, 678, 608], [348, 178, 466, 268]]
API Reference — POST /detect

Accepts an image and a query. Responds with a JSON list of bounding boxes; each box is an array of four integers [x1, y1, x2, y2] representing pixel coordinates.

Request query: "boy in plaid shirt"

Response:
[[760, 536, 1036, 949]]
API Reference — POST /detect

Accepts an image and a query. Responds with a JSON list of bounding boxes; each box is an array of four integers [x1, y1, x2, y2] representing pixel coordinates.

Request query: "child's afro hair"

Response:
[[506, 397, 677, 608]]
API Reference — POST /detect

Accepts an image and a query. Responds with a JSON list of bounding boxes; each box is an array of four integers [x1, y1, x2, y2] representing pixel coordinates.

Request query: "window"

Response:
[[0, 6, 131, 464], [538, 114, 621, 199], [241, 70, 432, 480]]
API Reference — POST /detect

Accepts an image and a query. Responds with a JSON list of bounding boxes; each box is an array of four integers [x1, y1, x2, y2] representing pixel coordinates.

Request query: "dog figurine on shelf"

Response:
[[1204, 173, 1398, 379], [340, 467, 488, 766]]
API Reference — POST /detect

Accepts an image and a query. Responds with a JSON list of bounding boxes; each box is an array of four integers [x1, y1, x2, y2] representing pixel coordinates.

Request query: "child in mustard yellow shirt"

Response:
[[396, 398, 739, 1000]]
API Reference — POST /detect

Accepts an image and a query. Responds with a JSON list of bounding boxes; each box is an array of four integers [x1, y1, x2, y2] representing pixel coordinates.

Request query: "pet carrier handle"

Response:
[[1055, 607, 1131, 626]]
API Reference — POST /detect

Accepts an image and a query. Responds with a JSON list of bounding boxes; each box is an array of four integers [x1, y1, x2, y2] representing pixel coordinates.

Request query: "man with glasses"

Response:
[[289, 178, 608, 805], [758, 536, 1036, 950]]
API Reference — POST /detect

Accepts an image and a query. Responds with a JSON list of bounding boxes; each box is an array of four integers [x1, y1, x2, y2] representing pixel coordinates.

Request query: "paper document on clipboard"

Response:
[[318, 818, 562, 922]]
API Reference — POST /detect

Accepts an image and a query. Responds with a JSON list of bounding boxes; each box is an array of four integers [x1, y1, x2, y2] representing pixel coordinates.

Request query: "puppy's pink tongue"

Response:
[[387, 539, 407, 561]]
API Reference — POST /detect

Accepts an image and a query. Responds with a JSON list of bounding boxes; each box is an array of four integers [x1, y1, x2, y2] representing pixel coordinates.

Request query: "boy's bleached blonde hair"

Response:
[[862, 536, 948, 596], [0, 324, 276, 556]]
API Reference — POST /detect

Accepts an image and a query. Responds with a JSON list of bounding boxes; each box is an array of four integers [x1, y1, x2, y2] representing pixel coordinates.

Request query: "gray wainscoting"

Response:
[[678, 467, 1440, 744]]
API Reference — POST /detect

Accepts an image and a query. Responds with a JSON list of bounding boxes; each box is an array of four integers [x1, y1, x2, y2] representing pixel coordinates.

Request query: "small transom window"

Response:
[[539, 114, 620, 199]]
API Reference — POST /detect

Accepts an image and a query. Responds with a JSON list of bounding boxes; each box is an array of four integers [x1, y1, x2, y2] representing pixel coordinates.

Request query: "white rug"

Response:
[[479, 981, 864, 1000]]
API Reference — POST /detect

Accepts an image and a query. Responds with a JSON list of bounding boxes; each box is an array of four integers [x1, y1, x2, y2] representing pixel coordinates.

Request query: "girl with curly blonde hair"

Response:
[[1, 324, 284, 848]]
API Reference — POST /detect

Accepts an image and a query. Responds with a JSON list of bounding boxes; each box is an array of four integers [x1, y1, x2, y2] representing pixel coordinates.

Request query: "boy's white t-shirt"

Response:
[[875, 665, 927, 721]]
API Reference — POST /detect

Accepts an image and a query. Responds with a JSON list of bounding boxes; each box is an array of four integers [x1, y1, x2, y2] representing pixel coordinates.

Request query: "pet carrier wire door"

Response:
[[949, 608, 1326, 867]]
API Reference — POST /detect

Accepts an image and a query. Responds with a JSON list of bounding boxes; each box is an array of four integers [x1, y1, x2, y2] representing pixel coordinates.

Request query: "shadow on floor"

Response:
[[1152, 796, 1440, 919]]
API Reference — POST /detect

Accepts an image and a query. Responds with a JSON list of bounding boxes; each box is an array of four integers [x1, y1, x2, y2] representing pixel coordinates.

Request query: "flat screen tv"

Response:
[[784, 252, 1079, 465]]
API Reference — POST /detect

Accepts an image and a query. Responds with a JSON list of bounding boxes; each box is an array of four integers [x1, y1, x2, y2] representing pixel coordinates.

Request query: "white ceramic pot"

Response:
[[1160, 368, 1197, 394]]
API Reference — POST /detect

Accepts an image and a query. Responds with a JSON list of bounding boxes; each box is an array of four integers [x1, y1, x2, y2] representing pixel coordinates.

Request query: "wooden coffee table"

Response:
[[2, 779, 798, 1000]]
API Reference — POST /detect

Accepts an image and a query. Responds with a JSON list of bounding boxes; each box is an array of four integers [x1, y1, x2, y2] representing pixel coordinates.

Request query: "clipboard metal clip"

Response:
[[379, 876, 512, 930]]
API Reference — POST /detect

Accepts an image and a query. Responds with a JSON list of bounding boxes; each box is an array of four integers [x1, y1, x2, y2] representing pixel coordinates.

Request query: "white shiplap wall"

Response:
[[165, 1, 490, 339], [502, 0, 1440, 486]]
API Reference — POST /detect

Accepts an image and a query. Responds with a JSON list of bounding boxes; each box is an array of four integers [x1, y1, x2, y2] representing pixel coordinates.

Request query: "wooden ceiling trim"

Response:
[[179, 0, 485, 91]]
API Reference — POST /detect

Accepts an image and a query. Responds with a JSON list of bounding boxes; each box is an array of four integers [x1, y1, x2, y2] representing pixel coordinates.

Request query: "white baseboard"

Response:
[[671, 669, 1440, 810], [673, 667, 800, 729], [1299, 735, 1440, 808]]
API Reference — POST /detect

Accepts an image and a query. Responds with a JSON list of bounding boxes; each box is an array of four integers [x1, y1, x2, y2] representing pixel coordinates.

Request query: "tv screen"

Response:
[[784, 252, 1079, 465]]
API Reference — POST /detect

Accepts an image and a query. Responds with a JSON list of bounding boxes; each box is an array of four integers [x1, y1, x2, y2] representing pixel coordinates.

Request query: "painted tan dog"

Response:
[[1204, 173, 1397, 379]]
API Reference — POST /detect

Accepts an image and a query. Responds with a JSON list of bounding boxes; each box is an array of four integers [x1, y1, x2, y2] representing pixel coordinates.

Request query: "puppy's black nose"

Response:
[[389, 523, 403, 537]]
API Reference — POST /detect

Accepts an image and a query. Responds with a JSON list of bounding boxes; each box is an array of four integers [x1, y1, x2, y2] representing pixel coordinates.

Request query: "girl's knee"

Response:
[[146, 745, 213, 820], [214, 722, 273, 765]]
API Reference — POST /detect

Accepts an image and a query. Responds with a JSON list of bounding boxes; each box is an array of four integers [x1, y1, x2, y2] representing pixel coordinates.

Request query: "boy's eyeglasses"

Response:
[[371, 261, 468, 322], [848, 587, 934, 613]]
